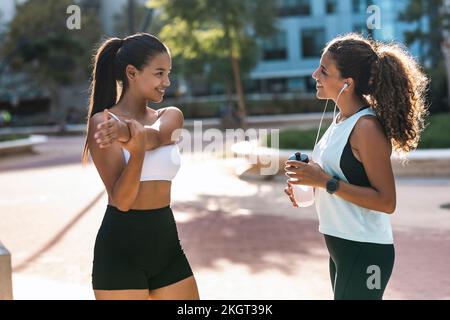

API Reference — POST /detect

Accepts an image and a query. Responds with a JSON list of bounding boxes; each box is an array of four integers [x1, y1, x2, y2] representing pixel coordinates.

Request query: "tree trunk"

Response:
[[442, 40, 450, 111], [47, 82, 65, 128], [128, 0, 135, 34], [140, 7, 154, 32], [441, 1, 450, 111], [230, 54, 247, 129]]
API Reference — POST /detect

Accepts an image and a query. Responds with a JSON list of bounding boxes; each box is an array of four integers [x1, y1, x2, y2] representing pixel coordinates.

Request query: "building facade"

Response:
[[249, 0, 425, 95]]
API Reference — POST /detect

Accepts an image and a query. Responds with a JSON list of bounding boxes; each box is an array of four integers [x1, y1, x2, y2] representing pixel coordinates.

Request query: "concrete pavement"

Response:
[[0, 136, 449, 299]]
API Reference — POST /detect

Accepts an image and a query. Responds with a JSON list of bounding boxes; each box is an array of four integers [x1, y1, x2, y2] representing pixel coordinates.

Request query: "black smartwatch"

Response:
[[326, 176, 340, 194]]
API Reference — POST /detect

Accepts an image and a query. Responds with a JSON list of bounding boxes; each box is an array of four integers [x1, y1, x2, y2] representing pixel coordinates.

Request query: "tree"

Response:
[[151, 0, 278, 128], [113, 0, 159, 37], [1, 0, 101, 123], [400, 0, 450, 112], [441, 1, 450, 112]]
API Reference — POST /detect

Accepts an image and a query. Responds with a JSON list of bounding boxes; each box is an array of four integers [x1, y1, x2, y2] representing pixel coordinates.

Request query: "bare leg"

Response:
[[94, 289, 150, 300], [149, 276, 199, 300]]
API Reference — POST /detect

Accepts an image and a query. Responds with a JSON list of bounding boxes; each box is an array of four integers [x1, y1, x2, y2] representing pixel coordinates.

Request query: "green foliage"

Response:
[[265, 128, 328, 150], [426, 60, 448, 112], [269, 113, 450, 150], [400, 0, 449, 112], [419, 112, 450, 148], [1, 0, 101, 85], [151, 0, 278, 87], [113, 2, 162, 37], [0, 134, 29, 142], [159, 97, 324, 118]]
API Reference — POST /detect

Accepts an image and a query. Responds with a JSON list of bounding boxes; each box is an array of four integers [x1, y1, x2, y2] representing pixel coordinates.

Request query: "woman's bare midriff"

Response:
[[108, 180, 172, 211]]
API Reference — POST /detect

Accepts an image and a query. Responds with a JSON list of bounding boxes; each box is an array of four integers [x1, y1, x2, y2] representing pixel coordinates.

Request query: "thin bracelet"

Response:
[[108, 111, 121, 122], [108, 111, 131, 143]]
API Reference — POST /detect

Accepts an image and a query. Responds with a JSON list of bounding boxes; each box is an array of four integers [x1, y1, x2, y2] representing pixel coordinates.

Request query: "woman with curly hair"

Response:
[[284, 33, 428, 299]]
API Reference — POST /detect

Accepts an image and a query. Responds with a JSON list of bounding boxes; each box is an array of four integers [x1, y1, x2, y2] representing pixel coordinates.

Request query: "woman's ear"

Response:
[[125, 64, 138, 82], [344, 78, 355, 91]]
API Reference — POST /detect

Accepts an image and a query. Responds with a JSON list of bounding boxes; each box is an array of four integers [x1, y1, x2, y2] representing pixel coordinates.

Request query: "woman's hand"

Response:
[[284, 159, 330, 188], [284, 184, 299, 208], [94, 109, 131, 149], [118, 119, 146, 156]]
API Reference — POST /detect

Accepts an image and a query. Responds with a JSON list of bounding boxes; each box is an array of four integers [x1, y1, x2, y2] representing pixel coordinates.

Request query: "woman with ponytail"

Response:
[[284, 33, 428, 299], [82, 33, 199, 300]]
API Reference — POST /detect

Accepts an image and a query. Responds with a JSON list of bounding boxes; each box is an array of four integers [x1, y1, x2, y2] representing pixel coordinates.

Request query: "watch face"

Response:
[[327, 179, 338, 193]]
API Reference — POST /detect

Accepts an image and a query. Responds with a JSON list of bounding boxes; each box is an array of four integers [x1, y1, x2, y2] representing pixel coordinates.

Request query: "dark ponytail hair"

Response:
[[82, 33, 169, 164], [324, 33, 429, 159]]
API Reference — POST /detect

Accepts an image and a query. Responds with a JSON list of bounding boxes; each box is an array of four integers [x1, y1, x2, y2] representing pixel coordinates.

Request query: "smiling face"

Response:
[[312, 51, 347, 100], [133, 52, 172, 103]]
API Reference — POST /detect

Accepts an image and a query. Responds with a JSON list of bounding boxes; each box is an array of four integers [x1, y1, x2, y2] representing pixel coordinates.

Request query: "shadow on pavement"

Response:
[[173, 195, 450, 299], [173, 200, 326, 276], [389, 228, 450, 299], [13, 190, 105, 273]]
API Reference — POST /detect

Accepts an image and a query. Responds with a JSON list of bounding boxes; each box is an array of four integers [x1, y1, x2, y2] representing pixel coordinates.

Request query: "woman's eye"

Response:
[[321, 69, 327, 75]]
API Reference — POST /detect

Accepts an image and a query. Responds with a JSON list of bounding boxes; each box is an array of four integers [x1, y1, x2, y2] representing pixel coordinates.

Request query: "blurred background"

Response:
[[0, 0, 449, 131]]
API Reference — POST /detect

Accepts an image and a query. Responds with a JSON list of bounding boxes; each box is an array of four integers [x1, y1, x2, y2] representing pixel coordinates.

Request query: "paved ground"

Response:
[[1, 135, 450, 300]]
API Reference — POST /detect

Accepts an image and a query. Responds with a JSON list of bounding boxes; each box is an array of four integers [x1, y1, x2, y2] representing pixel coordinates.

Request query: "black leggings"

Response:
[[324, 234, 395, 300]]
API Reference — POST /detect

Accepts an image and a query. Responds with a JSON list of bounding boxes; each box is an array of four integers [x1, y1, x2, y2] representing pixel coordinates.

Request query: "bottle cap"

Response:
[[289, 152, 309, 163]]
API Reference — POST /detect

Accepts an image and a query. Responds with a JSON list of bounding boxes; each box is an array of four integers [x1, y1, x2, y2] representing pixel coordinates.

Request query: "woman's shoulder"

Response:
[[89, 111, 108, 130], [154, 106, 184, 126], [155, 106, 184, 119], [354, 114, 384, 135], [353, 114, 391, 152], [151, 106, 184, 145]]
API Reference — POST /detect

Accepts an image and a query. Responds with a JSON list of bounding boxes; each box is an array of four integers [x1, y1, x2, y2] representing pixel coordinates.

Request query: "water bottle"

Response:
[[288, 152, 315, 207]]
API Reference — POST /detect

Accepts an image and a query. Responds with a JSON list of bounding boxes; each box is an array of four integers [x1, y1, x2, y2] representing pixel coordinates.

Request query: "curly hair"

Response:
[[324, 33, 429, 158]]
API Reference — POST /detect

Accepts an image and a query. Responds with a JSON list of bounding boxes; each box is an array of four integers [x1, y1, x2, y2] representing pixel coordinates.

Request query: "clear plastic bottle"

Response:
[[288, 152, 315, 207]]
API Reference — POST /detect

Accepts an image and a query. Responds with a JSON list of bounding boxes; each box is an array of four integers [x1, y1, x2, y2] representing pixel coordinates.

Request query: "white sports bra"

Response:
[[122, 144, 181, 181], [108, 109, 181, 182]]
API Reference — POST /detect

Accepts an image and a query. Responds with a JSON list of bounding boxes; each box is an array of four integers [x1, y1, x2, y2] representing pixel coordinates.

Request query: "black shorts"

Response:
[[92, 205, 193, 291]]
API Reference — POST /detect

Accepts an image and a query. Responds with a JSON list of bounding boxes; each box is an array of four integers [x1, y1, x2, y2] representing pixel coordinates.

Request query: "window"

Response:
[[301, 28, 325, 58], [278, 0, 311, 16], [267, 78, 287, 93], [352, 0, 372, 14], [262, 31, 288, 61], [287, 77, 306, 92], [304, 76, 317, 92], [353, 23, 373, 38], [325, 0, 338, 14]]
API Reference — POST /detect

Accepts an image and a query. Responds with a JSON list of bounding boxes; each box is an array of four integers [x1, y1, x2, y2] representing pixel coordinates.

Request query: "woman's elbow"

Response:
[[111, 197, 131, 212], [383, 199, 396, 214], [116, 204, 130, 212]]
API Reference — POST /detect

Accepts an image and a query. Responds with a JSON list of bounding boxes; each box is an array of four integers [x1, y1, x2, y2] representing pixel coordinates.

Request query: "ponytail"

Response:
[[82, 38, 123, 165], [370, 43, 429, 158]]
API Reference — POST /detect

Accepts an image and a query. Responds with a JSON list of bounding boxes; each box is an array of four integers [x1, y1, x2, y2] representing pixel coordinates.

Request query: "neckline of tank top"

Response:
[[122, 143, 178, 153], [108, 108, 162, 126], [334, 106, 370, 126]]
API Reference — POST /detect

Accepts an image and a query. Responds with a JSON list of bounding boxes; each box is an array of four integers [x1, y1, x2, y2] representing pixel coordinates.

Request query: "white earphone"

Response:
[[339, 82, 349, 94], [313, 82, 350, 149]]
